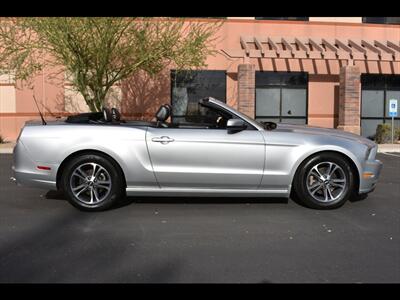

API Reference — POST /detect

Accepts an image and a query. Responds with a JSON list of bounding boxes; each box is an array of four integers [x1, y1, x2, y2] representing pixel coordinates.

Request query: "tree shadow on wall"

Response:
[[121, 70, 171, 121]]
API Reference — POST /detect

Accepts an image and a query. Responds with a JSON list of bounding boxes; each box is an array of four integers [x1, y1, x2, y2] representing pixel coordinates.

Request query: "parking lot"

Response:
[[0, 153, 399, 283]]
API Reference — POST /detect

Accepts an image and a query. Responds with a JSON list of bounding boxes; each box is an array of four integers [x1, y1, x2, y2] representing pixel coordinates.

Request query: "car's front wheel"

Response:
[[61, 153, 124, 211], [293, 153, 355, 209]]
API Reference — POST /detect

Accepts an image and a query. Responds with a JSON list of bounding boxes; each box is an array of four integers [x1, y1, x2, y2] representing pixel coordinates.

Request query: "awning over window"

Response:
[[222, 36, 400, 61]]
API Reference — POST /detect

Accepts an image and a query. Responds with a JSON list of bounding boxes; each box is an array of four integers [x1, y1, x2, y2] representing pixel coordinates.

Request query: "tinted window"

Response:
[[361, 75, 400, 91], [281, 88, 307, 117], [361, 119, 383, 140], [256, 88, 280, 116], [362, 17, 400, 24], [256, 72, 307, 87], [171, 70, 226, 124], [361, 90, 384, 118]]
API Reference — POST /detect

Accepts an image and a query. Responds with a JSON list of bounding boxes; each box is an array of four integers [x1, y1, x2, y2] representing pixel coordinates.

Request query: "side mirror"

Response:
[[227, 118, 247, 134]]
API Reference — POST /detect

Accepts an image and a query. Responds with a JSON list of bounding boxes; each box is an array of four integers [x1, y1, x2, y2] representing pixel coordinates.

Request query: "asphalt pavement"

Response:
[[0, 153, 399, 283]]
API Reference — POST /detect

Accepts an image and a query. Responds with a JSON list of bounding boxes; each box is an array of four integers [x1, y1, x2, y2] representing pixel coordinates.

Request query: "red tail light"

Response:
[[37, 166, 51, 170]]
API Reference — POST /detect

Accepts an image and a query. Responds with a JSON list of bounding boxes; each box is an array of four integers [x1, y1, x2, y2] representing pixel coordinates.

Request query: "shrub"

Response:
[[0, 134, 5, 144], [375, 124, 400, 144]]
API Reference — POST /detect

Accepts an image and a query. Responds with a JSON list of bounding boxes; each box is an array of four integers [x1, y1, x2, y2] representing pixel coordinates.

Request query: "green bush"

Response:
[[375, 124, 400, 144]]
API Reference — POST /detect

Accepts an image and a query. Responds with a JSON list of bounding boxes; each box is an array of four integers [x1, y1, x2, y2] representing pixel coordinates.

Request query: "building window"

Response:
[[255, 72, 308, 124], [362, 17, 400, 24], [0, 74, 16, 113], [361, 74, 400, 139], [171, 70, 226, 124], [255, 17, 309, 21]]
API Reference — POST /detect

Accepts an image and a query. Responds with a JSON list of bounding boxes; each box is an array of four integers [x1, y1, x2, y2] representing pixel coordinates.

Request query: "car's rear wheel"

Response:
[[61, 154, 124, 211], [293, 153, 355, 209]]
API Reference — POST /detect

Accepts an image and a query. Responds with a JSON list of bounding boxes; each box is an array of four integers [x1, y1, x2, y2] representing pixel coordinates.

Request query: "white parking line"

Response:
[[380, 152, 400, 158]]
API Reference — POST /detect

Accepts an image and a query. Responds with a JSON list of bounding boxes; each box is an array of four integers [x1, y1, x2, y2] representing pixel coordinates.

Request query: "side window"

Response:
[[176, 104, 233, 129]]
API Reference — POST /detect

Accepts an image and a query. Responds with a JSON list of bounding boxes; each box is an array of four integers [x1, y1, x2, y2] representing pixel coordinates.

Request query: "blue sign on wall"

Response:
[[389, 99, 398, 117]]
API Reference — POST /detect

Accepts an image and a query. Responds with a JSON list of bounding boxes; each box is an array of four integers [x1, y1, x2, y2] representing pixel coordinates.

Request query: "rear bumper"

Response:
[[12, 141, 57, 190], [359, 159, 383, 194]]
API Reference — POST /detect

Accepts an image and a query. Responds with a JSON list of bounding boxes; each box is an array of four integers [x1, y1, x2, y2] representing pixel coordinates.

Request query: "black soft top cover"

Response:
[[65, 112, 104, 124]]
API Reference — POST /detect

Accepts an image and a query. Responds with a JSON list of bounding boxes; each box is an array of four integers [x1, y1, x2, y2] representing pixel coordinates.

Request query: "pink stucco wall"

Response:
[[1, 18, 399, 141]]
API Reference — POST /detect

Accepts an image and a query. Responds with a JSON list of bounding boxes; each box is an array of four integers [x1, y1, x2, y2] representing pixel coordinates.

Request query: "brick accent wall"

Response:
[[337, 65, 361, 135], [237, 64, 255, 118]]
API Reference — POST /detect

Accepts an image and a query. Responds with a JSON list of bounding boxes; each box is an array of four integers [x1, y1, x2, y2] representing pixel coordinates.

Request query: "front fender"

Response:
[[287, 144, 365, 194]]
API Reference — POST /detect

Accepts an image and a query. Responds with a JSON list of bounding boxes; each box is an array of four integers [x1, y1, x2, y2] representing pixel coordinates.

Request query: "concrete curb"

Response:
[[377, 144, 400, 153], [0, 149, 13, 154], [0, 143, 16, 154]]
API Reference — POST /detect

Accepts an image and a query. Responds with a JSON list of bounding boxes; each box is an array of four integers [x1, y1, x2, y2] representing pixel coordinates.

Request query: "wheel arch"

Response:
[[56, 149, 127, 190], [290, 150, 360, 195]]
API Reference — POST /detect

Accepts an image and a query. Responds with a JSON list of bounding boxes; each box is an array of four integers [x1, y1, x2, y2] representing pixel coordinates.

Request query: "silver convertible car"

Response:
[[12, 97, 382, 211]]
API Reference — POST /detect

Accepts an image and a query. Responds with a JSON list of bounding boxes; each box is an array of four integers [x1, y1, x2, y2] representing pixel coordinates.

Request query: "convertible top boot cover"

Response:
[[66, 112, 104, 123]]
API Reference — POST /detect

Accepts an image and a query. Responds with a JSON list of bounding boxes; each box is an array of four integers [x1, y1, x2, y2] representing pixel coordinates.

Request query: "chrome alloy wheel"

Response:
[[306, 161, 347, 203], [69, 162, 112, 205]]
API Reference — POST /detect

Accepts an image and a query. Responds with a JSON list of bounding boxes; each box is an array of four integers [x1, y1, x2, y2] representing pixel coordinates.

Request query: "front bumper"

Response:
[[359, 159, 383, 194]]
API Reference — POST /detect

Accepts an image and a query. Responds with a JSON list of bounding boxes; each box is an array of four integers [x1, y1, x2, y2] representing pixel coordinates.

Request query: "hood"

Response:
[[272, 123, 376, 148]]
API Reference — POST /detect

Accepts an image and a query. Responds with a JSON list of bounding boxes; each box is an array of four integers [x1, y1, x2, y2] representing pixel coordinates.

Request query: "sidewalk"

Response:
[[0, 142, 16, 154], [377, 143, 400, 153], [1, 141, 399, 154]]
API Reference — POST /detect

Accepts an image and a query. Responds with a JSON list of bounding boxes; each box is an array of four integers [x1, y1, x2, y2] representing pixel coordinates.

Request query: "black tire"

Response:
[[293, 152, 355, 210], [61, 153, 125, 211]]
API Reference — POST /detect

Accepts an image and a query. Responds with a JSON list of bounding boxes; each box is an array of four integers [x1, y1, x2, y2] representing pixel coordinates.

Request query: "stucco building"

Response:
[[0, 17, 399, 141]]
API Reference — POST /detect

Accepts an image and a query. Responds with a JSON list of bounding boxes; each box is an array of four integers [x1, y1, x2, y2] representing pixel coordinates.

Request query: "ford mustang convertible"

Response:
[[12, 97, 382, 211]]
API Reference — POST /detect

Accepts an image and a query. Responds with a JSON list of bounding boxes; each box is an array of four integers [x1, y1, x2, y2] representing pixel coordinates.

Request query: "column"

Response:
[[237, 64, 255, 118], [337, 65, 361, 135]]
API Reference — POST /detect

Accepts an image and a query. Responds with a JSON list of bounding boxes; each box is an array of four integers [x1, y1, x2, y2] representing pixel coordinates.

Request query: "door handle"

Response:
[[151, 136, 175, 144]]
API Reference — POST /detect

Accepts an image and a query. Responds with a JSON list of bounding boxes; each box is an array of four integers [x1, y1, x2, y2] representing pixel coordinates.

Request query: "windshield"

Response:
[[203, 97, 278, 130]]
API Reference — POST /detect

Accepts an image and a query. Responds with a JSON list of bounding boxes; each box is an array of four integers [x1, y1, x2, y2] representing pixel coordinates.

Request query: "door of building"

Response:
[[361, 74, 400, 139], [255, 72, 308, 124]]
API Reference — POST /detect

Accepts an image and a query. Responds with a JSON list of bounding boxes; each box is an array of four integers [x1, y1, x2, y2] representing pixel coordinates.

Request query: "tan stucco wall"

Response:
[[308, 75, 340, 128]]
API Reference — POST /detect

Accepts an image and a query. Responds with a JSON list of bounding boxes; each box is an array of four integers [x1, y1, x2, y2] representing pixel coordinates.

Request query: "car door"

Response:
[[146, 126, 265, 189]]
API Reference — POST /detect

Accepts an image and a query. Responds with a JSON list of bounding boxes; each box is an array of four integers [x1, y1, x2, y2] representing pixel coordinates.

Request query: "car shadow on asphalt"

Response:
[[45, 190, 289, 208], [45, 189, 369, 210]]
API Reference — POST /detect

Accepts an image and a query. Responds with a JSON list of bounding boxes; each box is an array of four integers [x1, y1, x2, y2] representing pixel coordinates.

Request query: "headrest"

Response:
[[155, 104, 171, 122], [103, 108, 112, 122], [111, 108, 121, 122]]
